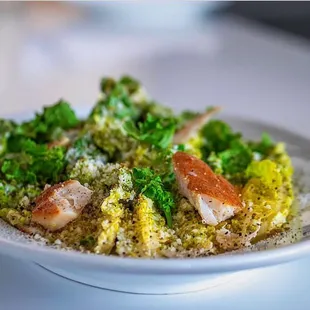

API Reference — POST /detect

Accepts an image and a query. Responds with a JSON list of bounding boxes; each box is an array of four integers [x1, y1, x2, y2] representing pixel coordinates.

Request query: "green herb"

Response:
[[124, 114, 176, 149], [132, 167, 174, 227]]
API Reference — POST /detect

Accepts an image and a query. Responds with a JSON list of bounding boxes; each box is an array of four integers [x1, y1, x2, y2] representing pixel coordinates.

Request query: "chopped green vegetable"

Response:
[[0, 119, 16, 156], [248, 132, 274, 158], [208, 140, 253, 176], [124, 114, 176, 149], [202, 120, 241, 155], [138, 101, 174, 121], [90, 77, 142, 122], [202, 120, 275, 183], [246, 159, 282, 187], [15, 100, 79, 143], [0, 74, 296, 258], [132, 167, 174, 227], [1, 139, 66, 185]]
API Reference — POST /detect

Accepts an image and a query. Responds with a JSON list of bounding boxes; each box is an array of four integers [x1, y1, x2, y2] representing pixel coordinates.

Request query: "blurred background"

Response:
[[0, 1, 310, 136]]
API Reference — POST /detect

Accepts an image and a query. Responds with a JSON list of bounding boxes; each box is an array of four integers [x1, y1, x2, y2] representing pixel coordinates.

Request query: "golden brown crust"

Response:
[[33, 180, 77, 216], [172, 152, 243, 208]]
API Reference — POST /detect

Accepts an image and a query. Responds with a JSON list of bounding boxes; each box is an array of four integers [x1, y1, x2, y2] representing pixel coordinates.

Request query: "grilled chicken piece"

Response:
[[172, 152, 243, 226], [173, 106, 221, 144], [32, 180, 92, 231]]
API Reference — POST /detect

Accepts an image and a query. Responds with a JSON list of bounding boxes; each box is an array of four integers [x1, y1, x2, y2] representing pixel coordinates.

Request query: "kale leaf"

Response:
[[15, 100, 79, 144], [1, 139, 66, 185], [132, 167, 175, 227], [124, 114, 176, 149], [202, 120, 274, 184]]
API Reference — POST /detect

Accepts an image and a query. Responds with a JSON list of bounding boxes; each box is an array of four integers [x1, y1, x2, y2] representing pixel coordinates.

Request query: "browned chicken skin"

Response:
[[32, 180, 93, 231], [172, 152, 243, 226]]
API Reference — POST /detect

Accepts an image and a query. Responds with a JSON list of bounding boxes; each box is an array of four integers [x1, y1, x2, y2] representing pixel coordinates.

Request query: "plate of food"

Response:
[[0, 75, 310, 294]]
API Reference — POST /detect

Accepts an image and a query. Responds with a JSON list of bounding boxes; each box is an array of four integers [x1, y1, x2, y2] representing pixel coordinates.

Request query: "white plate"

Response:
[[1, 110, 310, 294]]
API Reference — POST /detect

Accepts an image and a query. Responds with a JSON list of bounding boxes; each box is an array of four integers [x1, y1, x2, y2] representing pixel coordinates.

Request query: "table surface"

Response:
[[0, 15, 310, 310], [1, 254, 310, 310]]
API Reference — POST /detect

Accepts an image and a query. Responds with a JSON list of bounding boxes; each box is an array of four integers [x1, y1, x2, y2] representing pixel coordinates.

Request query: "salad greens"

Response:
[[0, 75, 295, 258], [132, 167, 174, 227], [202, 119, 274, 183]]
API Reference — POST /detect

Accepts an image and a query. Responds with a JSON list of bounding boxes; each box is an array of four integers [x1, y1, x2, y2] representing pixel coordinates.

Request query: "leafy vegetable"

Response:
[[202, 120, 275, 183], [246, 159, 282, 187], [1, 139, 66, 185], [202, 120, 241, 155], [241, 156, 293, 237], [0, 119, 16, 155], [132, 167, 175, 227], [15, 100, 79, 144], [90, 76, 142, 122], [248, 132, 274, 159], [100, 75, 140, 96], [124, 114, 176, 149], [207, 140, 253, 176], [88, 76, 145, 159]]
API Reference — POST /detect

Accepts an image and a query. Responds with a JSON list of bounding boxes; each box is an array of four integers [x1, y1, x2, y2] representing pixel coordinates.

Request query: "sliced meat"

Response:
[[32, 180, 92, 231], [172, 152, 242, 226], [173, 106, 221, 144]]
